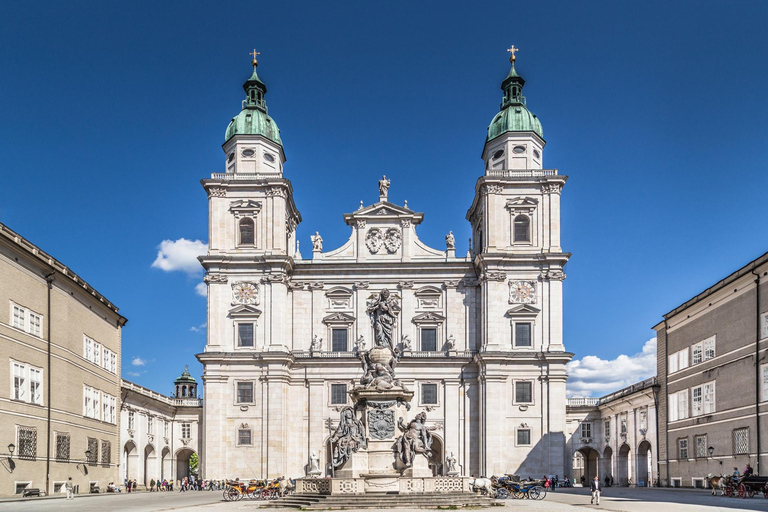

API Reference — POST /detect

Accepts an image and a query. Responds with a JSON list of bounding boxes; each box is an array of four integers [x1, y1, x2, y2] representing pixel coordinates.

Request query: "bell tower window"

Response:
[[513, 215, 530, 242], [239, 218, 254, 245]]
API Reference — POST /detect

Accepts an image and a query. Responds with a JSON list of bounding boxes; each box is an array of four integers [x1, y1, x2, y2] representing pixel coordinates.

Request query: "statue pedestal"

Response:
[[401, 453, 432, 478], [336, 450, 368, 478]]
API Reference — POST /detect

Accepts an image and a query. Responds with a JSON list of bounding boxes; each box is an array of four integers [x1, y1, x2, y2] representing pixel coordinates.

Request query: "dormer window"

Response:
[[513, 215, 530, 242], [239, 218, 254, 245]]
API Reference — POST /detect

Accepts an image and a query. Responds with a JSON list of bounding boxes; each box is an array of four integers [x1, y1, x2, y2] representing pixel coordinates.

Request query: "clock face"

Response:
[[233, 282, 257, 304], [510, 281, 535, 303]]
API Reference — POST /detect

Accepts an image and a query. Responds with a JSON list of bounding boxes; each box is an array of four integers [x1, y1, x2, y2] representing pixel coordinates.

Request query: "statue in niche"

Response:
[[310, 231, 323, 251], [367, 289, 399, 350], [330, 406, 366, 468], [378, 175, 390, 198], [445, 231, 455, 250], [354, 335, 366, 353], [394, 411, 438, 468]]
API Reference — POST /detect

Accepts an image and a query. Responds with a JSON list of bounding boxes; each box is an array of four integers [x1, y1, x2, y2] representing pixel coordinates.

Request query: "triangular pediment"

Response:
[[322, 312, 356, 324], [228, 304, 262, 317], [506, 304, 541, 316], [343, 201, 424, 226], [506, 197, 538, 207], [412, 311, 446, 323]]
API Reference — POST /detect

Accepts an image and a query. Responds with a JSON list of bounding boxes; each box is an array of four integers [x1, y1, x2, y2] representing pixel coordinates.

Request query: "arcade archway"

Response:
[[617, 443, 631, 486], [428, 434, 444, 476], [637, 441, 652, 486], [144, 444, 156, 486], [573, 448, 599, 486], [176, 448, 196, 480], [602, 446, 614, 485], [123, 441, 138, 481]]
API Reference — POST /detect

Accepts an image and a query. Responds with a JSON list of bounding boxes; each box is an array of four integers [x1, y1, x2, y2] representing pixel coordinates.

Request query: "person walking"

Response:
[[65, 477, 74, 500], [590, 475, 601, 505], [150, 479, 155, 492]]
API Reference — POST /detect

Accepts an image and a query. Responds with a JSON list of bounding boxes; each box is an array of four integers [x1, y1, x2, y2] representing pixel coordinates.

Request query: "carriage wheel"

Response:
[[496, 488, 510, 499], [739, 484, 747, 499], [535, 486, 547, 500], [528, 488, 541, 500], [223, 489, 230, 501]]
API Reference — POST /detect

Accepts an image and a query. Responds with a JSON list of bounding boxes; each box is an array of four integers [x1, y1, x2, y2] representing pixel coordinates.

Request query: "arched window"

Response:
[[514, 215, 530, 242], [239, 218, 255, 245]]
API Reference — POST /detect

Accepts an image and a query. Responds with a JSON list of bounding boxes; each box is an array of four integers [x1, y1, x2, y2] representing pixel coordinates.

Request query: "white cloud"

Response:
[[195, 282, 207, 297], [127, 371, 141, 377], [190, 322, 207, 333], [566, 337, 656, 398], [131, 357, 146, 367], [151, 238, 207, 276]]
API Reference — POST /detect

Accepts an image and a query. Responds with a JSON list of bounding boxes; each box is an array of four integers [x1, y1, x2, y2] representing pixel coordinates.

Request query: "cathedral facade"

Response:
[[197, 51, 572, 480]]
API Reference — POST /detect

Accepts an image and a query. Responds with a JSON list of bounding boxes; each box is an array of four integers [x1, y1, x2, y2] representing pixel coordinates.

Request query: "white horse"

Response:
[[469, 477, 495, 497]]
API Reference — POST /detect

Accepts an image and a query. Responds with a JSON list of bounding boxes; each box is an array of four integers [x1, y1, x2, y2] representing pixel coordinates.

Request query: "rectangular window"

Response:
[[517, 429, 531, 445], [28, 313, 41, 337], [421, 383, 438, 405], [762, 313, 768, 340], [678, 390, 688, 420], [87, 437, 98, 463], [678, 438, 688, 459], [237, 382, 254, 403], [92, 342, 100, 365], [692, 344, 702, 365], [620, 417, 627, 434], [668, 353, 678, 374], [17, 426, 36, 460], [703, 336, 716, 361], [237, 323, 254, 347], [110, 396, 116, 424], [421, 328, 437, 351], [164, 420, 169, 437], [581, 422, 592, 439], [692, 382, 715, 416], [762, 364, 768, 402], [93, 389, 100, 420], [514, 322, 532, 347], [110, 352, 117, 374], [604, 419, 610, 438], [13, 362, 26, 401], [148, 416, 154, 433], [331, 328, 349, 352], [55, 432, 70, 461], [84, 336, 92, 361], [128, 411, 135, 430], [330, 383, 347, 405], [515, 381, 532, 403], [639, 410, 647, 430], [12, 304, 25, 329], [182, 423, 191, 439], [679, 348, 689, 370], [101, 440, 111, 465], [84, 386, 99, 419], [28, 367, 41, 405], [733, 427, 749, 455], [695, 435, 707, 458], [669, 392, 677, 421], [238, 429, 252, 446]]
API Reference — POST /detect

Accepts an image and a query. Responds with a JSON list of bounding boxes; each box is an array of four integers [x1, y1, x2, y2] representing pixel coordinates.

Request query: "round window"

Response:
[[242, 149, 255, 157], [227, 152, 235, 163], [264, 153, 275, 163], [533, 149, 541, 158], [513, 146, 526, 154], [493, 149, 504, 160]]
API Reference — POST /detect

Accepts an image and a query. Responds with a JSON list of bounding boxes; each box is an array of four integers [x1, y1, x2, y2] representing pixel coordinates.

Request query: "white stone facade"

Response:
[[566, 378, 658, 487], [198, 61, 572, 481], [120, 380, 202, 487]]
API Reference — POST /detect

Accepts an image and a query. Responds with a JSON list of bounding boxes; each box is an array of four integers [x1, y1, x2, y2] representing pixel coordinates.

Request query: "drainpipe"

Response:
[[752, 269, 761, 476], [43, 270, 55, 496], [663, 319, 670, 487]]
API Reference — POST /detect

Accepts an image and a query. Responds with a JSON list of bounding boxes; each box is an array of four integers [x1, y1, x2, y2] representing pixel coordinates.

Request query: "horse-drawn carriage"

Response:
[[223, 479, 282, 501], [490, 475, 547, 500], [709, 474, 768, 499]]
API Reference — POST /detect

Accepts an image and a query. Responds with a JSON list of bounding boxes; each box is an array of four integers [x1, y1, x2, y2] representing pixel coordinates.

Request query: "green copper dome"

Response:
[[174, 366, 196, 385], [486, 61, 543, 142], [224, 65, 282, 146]]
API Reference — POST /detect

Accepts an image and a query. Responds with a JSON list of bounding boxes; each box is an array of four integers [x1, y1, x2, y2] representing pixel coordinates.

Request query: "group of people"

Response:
[[732, 463, 754, 482]]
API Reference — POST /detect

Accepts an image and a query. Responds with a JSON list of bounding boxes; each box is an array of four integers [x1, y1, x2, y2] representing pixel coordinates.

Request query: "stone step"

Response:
[[274, 492, 495, 509]]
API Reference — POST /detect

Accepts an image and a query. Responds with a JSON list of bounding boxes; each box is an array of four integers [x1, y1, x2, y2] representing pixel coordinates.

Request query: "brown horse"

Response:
[[707, 474, 730, 496]]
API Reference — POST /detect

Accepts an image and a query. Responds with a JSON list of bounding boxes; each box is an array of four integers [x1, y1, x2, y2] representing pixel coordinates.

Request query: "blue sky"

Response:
[[1, 1, 767, 397]]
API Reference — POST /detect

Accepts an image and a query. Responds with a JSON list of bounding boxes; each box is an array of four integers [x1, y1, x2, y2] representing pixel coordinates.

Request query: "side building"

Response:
[[566, 378, 658, 487], [0, 222, 127, 496], [120, 368, 203, 488], [655, 251, 768, 487]]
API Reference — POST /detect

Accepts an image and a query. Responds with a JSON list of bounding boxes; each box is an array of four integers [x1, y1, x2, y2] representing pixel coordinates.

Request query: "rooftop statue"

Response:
[[378, 175, 390, 199]]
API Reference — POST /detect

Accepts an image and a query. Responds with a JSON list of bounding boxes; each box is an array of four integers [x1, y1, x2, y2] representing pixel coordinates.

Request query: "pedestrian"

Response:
[[65, 477, 74, 500], [133, 479, 138, 492], [150, 478, 155, 492], [590, 475, 601, 506], [580, 475, 585, 487], [127, 479, 132, 493]]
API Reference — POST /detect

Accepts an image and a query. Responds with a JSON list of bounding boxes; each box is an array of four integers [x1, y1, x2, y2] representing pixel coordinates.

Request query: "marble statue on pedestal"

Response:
[[330, 406, 367, 468], [394, 411, 438, 468], [307, 450, 322, 477]]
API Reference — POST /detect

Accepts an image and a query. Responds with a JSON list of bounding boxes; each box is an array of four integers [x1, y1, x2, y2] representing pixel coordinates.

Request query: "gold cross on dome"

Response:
[[250, 49, 260, 66], [507, 45, 519, 62]]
